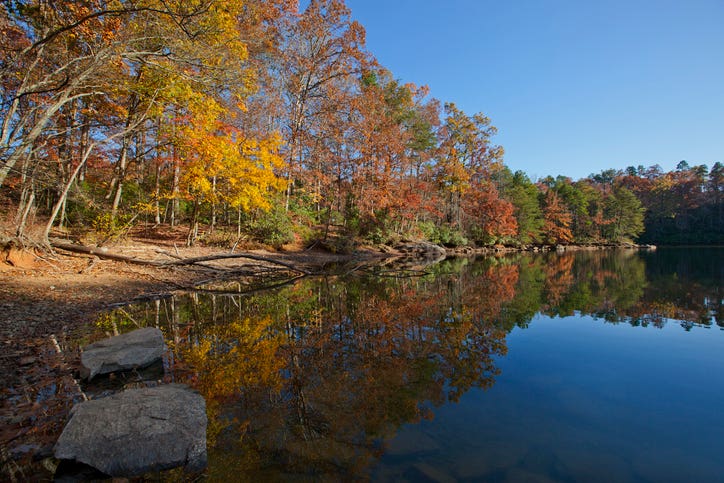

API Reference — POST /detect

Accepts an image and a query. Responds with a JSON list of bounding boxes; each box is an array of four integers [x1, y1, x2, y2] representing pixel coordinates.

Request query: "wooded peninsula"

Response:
[[1, 0, 722, 249]]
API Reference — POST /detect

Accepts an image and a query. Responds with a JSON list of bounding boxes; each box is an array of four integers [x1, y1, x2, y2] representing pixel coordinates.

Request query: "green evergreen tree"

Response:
[[499, 169, 544, 244], [603, 186, 645, 242]]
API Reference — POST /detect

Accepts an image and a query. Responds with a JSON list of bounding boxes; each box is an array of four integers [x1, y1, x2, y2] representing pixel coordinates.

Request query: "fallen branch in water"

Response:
[[362, 268, 432, 278], [192, 275, 307, 296]]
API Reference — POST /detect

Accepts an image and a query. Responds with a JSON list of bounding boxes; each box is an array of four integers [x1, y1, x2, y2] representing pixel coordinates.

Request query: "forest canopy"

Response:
[[1, 0, 721, 247]]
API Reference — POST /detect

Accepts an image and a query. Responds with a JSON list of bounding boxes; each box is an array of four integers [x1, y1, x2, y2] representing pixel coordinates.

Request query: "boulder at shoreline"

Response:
[[54, 384, 207, 477], [80, 326, 165, 380]]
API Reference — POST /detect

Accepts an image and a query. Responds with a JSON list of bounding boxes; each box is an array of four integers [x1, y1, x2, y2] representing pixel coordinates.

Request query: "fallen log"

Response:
[[52, 241, 159, 266], [51, 241, 310, 275]]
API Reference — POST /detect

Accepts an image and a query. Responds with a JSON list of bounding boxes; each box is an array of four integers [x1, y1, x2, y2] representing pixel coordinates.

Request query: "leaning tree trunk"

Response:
[[14, 156, 36, 236], [109, 143, 128, 220], [43, 143, 95, 241]]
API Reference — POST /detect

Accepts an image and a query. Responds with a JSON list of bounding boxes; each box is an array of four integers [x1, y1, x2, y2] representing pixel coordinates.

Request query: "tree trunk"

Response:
[[154, 161, 162, 225], [58, 197, 67, 230], [171, 155, 180, 227], [14, 157, 33, 228], [43, 143, 95, 241], [186, 200, 199, 247], [16, 189, 35, 238], [110, 143, 128, 220], [210, 176, 217, 233]]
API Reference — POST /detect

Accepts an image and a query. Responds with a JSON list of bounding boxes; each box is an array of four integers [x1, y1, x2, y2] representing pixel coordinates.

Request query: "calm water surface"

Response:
[[95, 248, 723, 482]]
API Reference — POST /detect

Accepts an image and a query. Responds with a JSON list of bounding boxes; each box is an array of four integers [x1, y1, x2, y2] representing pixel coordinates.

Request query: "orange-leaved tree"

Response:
[[542, 190, 574, 244]]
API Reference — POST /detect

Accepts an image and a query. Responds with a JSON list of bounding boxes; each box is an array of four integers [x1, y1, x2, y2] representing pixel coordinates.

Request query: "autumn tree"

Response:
[[341, 70, 441, 241], [435, 103, 511, 244], [462, 181, 517, 245], [542, 177, 603, 243], [278, 0, 371, 211], [176, 96, 286, 245], [541, 190, 573, 244], [1, 1, 282, 240]]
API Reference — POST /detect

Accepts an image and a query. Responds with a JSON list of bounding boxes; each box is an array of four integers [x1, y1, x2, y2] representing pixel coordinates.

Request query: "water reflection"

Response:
[[494, 248, 722, 331], [93, 248, 723, 479]]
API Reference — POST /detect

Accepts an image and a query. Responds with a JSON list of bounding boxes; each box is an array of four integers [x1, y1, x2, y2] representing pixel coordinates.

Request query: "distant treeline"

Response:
[[1, 1, 721, 247], [534, 162, 723, 246]]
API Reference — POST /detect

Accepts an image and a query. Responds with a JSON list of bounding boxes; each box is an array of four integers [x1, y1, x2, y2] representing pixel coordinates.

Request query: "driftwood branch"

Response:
[[164, 253, 309, 274], [51, 241, 310, 275]]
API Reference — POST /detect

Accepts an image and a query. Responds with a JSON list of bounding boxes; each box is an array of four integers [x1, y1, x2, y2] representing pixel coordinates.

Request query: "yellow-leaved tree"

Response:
[[220, 134, 287, 229], [125, 0, 288, 245], [177, 91, 286, 245]]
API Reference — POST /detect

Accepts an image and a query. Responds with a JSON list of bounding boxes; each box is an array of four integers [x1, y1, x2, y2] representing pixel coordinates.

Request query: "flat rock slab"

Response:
[[81, 327, 165, 380], [54, 384, 207, 477]]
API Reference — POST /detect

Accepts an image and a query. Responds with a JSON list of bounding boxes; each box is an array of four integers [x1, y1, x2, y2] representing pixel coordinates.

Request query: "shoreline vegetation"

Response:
[[0, 225, 659, 345], [0, 227, 660, 345], [0, 0, 721, 258]]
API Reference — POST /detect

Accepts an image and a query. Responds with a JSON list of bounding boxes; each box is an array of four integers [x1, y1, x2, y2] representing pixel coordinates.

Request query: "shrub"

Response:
[[90, 213, 134, 244], [430, 225, 468, 247], [199, 229, 237, 248], [416, 221, 437, 242], [244, 205, 295, 249]]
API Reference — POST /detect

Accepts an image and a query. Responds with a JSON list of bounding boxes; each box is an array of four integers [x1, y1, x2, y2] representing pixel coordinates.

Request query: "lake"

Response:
[[93, 247, 723, 481]]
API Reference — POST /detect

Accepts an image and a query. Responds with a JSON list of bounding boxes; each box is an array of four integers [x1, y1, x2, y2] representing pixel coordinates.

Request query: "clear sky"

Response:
[[338, 0, 724, 180]]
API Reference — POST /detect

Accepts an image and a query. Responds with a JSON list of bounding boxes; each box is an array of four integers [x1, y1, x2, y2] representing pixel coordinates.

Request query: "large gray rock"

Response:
[[395, 241, 447, 259], [54, 384, 207, 476], [81, 327, 165, 380]]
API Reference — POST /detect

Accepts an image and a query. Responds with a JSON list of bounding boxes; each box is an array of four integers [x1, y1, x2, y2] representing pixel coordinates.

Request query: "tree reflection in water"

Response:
[[94, 248, 722, 479]]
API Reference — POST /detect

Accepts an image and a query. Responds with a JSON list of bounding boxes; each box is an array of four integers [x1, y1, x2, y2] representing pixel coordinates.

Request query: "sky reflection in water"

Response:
[[375, 314, 724, 482]]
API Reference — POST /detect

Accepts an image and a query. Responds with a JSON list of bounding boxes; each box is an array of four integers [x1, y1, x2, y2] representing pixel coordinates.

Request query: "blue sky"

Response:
[[338, 0, 724, 180]]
